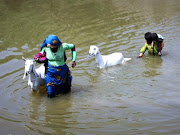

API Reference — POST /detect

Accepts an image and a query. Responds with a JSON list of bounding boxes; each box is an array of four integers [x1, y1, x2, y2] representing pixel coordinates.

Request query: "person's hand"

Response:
[[34, 58, 39, 62], [137, 53, 143, 58], [158, 52, 162, 56], [72, 61, 76, 68]]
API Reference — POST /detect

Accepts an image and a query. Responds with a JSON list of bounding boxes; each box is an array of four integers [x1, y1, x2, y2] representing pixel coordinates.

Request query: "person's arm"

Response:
[[63, 43, 77, 68], [71, 45, 77, 68], [151, 41, 154, 49], [138, 44, 147, 58]]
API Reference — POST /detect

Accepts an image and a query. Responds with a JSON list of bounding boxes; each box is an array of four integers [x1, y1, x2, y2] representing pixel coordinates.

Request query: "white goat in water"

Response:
[[89, 45, 131, 69], [22, 56, 45, 91]]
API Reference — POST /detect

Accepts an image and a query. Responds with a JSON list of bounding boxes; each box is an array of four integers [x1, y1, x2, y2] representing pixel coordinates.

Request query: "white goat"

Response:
[[89, 45, 131, 69], [22, 56, 45, 91]]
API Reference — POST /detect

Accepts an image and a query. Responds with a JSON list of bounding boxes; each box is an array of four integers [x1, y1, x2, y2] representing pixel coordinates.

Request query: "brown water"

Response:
[[0, 0, 180, 134]]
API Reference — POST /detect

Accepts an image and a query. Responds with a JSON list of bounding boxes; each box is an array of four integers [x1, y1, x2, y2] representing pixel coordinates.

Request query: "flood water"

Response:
[[0, 0, 180, 134]]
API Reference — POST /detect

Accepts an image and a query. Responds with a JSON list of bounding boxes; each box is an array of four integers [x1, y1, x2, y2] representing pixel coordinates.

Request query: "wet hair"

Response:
[[152, 33, 158, 41], [144, 32, 152, 41]]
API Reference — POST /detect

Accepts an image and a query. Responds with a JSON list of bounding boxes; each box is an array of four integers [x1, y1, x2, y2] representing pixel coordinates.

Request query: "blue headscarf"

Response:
[[41, 35, 62, 49]]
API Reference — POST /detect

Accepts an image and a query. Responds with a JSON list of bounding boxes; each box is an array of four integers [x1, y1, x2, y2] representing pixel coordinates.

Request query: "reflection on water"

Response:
[[142, 56, 163, 77], [26, 95, 72, 134], [0, 0, 180, 134]]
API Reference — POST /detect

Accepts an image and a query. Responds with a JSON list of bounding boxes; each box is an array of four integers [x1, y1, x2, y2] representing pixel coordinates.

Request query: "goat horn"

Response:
[[22, 56, 26, 61]]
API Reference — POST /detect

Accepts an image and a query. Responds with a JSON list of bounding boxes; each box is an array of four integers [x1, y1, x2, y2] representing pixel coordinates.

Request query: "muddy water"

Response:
[[0, 0, 180, 134]]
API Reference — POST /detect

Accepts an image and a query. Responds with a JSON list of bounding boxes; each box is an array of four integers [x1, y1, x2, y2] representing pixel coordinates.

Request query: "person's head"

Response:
[[144, 32, 152, 44], [152, 33, 158, 41], [46, 35, 62, 48]]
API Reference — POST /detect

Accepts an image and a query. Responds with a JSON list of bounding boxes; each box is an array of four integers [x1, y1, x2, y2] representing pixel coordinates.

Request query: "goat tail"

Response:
[[124, 58, 132, 62]]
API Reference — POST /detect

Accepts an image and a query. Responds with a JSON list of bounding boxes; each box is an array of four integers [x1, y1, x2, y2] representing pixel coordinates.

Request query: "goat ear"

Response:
[[22, 56, 26, 61], [23, 73, 27, 79]]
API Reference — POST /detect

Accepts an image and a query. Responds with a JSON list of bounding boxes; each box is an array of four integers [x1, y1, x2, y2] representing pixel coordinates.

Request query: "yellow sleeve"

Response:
[[140, 43, 147, 53]]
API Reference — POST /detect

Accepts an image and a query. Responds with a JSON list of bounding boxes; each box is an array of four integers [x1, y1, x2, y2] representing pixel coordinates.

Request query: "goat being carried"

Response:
[[22, 56, 45, 91], [89, 45, 131, 69]]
